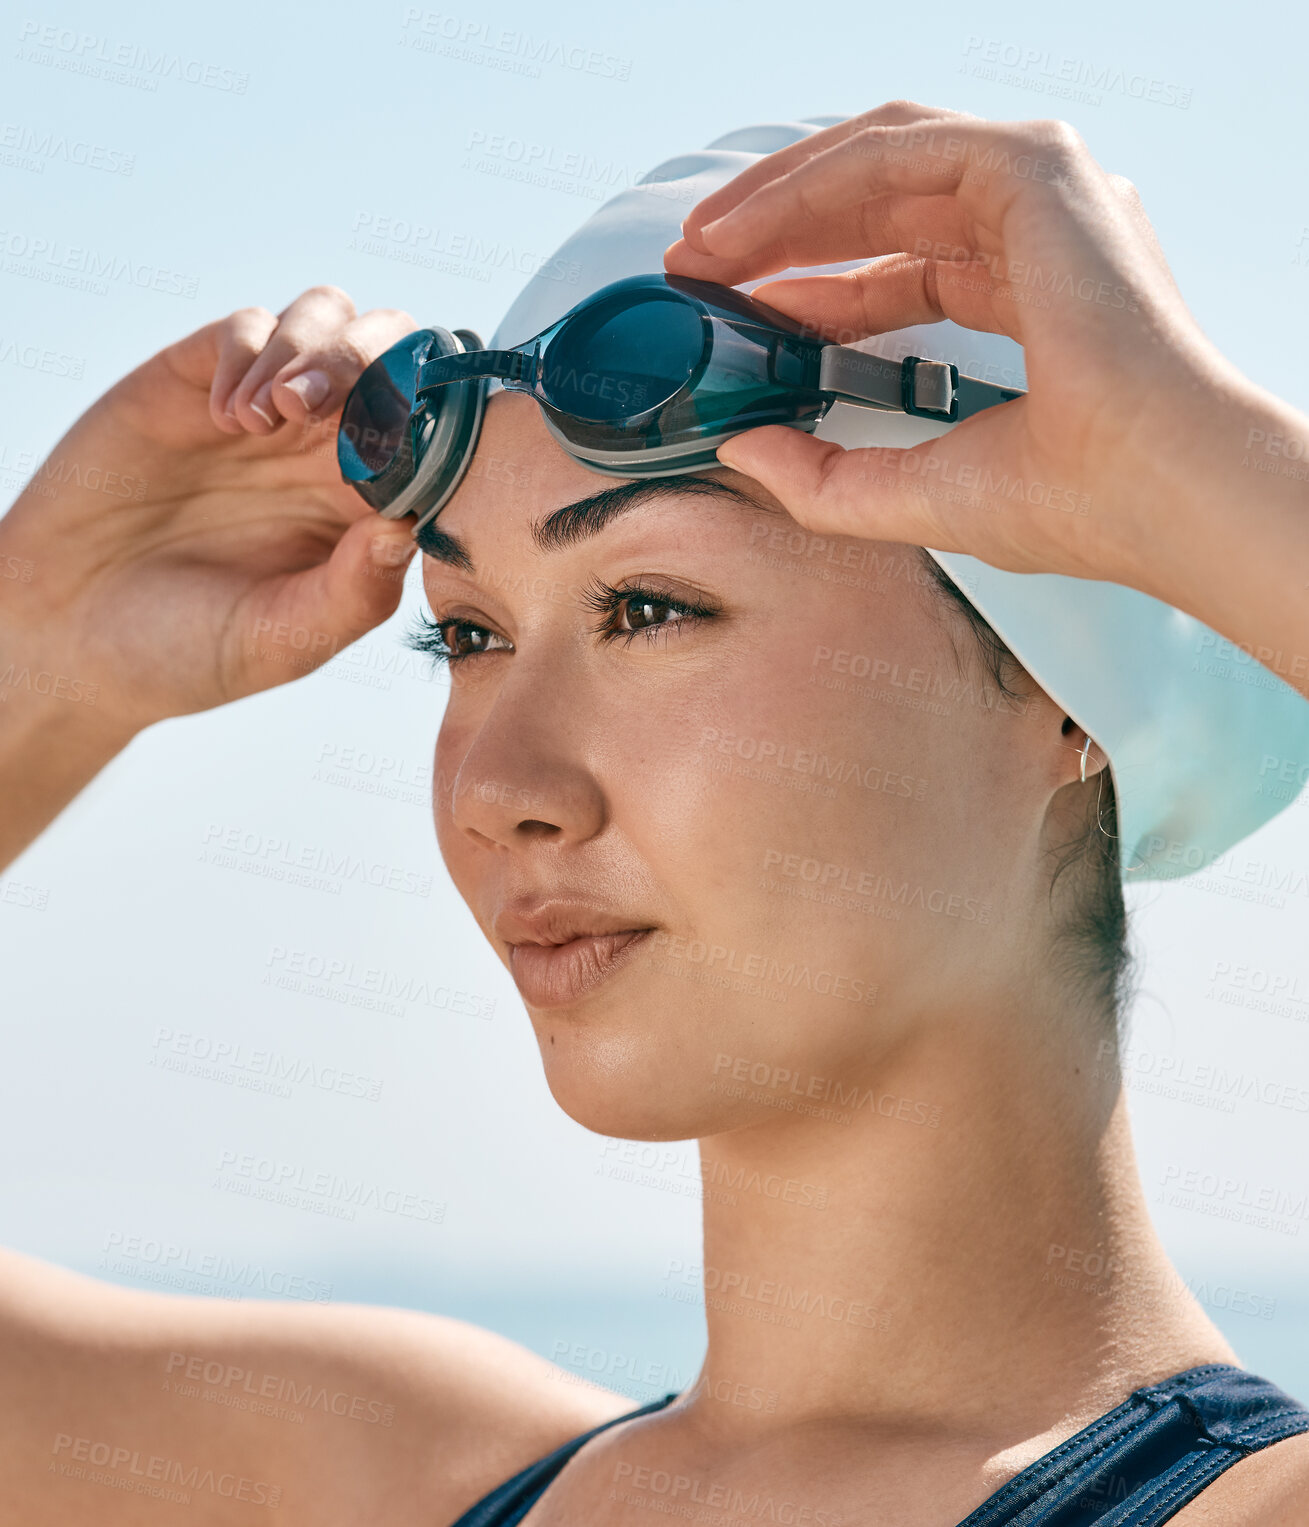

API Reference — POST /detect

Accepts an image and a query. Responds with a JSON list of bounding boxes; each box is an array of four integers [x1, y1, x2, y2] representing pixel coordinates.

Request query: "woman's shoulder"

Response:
[[1169, 1428, 1309, 1526], [0, 1247, 635, 1525]]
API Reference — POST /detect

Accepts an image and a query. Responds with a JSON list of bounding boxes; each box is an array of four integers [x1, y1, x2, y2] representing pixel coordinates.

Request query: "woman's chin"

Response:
[[540, 1066, 724, 1144]]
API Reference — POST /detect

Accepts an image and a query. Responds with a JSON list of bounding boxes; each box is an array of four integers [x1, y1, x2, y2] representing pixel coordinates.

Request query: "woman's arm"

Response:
[[0, 286, 421, 871], [0, 669, 140, 871], [0, 1247, 633, 1525], [664, 102, 1309, 701]]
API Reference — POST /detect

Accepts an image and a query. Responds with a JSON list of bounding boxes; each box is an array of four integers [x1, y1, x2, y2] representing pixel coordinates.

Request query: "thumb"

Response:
[[236, 515, 419, 692], [716, 426, 946, 548]]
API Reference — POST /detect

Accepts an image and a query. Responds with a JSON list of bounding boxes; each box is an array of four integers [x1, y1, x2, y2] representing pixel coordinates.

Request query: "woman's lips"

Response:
[[508, 928, 653, 1008]]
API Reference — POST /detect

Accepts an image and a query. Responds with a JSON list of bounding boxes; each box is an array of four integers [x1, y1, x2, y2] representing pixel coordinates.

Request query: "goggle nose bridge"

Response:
[[415, 343, 534, 399]]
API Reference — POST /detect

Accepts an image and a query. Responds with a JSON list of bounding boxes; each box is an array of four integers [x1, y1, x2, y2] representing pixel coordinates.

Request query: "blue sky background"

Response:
[[2, 0, 1308, 1405]]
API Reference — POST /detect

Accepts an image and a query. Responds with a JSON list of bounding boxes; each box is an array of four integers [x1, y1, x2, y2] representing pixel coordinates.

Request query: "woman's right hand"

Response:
[[663, 105, 1309, 699], [0, 285, 419, 733]]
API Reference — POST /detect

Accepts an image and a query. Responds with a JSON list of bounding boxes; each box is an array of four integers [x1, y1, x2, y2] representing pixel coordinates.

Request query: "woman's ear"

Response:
[[1059, 715, 1109, 784]]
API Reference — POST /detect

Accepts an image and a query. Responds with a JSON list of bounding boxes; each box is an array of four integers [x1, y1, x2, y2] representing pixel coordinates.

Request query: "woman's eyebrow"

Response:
[[417, 475, 780, 571]]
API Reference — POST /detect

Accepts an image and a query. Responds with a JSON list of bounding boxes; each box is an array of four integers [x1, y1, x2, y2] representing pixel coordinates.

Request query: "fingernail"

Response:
[[699, 215, 727, 246], [281, 369, 330, 410], [250, 398, 277, 428]]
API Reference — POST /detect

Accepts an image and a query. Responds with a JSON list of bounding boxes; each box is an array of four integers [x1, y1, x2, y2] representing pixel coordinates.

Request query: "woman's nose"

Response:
[[442, 689, 608, 850]]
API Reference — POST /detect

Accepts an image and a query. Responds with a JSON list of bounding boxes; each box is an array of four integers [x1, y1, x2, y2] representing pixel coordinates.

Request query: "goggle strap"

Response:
[[955, 372, 1027, 420]]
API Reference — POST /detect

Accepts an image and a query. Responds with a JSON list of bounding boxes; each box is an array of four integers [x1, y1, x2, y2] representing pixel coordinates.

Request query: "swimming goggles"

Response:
[[336, 272, 1026, 538]]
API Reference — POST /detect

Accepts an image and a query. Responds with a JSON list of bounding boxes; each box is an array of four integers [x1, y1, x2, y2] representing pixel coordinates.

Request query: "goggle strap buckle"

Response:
[[817, 345, 904, 411], [902, 356, 960, 421], [818, 346, 1026, 426]]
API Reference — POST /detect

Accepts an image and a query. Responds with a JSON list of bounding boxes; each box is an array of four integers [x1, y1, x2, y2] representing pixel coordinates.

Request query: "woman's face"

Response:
[[422, 391, 1061, 1140]]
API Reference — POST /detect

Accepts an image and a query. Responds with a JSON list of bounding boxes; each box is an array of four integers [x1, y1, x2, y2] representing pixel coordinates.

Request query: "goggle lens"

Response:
[[541, 289, 705, 422], [338, 331, 433, 482]]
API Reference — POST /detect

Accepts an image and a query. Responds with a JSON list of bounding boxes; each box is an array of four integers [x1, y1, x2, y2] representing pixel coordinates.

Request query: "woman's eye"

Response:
[[619, 594, 681, 631], [441, 621, 499, 659], [590, 581, 717, 649], [403, 580, 717, 669], [402, 613, 507, 668]]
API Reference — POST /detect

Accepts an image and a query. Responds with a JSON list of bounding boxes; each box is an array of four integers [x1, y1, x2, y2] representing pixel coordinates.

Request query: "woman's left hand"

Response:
[[664, 102, 1309, 697]]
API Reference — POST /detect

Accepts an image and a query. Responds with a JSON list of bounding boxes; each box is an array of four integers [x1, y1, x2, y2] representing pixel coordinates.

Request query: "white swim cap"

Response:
[[488, 117, 1309, 883]]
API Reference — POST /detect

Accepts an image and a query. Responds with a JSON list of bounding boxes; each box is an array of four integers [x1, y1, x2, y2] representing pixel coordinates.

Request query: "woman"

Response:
[[1, 103, 1307, 1525]]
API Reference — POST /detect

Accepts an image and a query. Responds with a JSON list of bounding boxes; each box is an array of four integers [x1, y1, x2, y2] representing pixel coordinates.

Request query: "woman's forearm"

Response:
[[0, 644, 139, 872], [1188, 387, 1309, 699], [1118, 374, 1309, 702]]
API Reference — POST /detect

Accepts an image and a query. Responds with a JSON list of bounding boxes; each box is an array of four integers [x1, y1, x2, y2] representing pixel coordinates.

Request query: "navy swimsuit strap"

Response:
[[446, 1364, 1309, 1527], [447, 1391, 678, 1527], [955, 1363, 1309, 1526]]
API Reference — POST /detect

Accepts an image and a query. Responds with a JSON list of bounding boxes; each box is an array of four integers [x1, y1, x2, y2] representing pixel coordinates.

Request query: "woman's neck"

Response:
[[691, 1000, 1235, 1445]]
